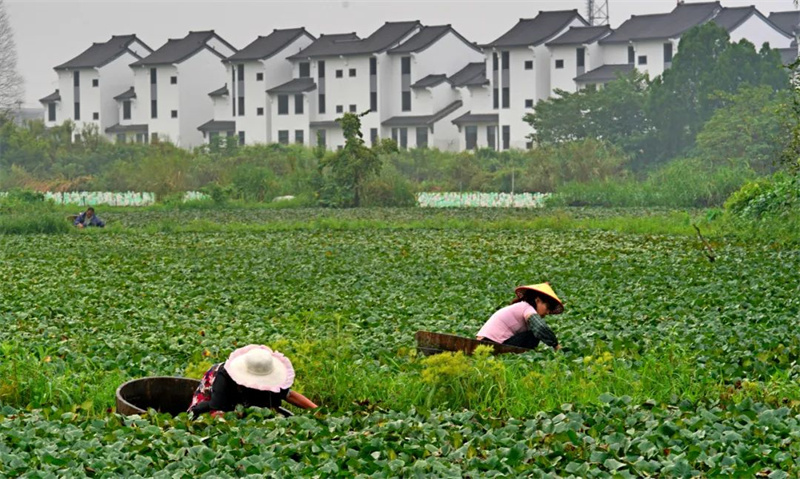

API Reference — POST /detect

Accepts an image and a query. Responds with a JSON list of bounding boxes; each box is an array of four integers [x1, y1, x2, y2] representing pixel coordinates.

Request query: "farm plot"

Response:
[[1, 211, 799, 477]]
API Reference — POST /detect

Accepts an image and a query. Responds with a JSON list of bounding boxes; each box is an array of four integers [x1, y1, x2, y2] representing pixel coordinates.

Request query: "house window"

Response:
[[318, 61, 325, 77], [402, 91, 411, 112], [628, 46, 635, 65], [48, 103, 56, 122], [237, 64, 245, 81], [370, 57, 377, 75], [493, 88, 499, 109], [415, 127, 428, 149], [238, 131, 245, 146], [526, 141, 533, 149], [492, 52, 498, 72], [74, 102, 80, 120], [278, 130, 289, 144], [170, 76, 177, 85], [317, 129, 326, 147], [278, 95, 289, 115], [295, 94, 304, 114], [502, 125, 510, 150], [73, 71, 80, 87], [465, 125, 477, 150], [524, 60, 533, 70], [116, 133, 125, 143], [525, 99, 534, 108], [349, 104, 356, 113], [349, 68, 356, 77], [391, 127, 398, 142], [136, 133, 145, 143], [256, 72, 264, 81], [151, 100, 157, 119], [664, 43, 673, 63], [336, 105, 343, 113], [92, 79, 99, 87], [336, 69, 343, 78], [502, 87, 509, 109], [370, 92, 377, 112], [123, 100, 131, 120], [295, 130, 304, 144], [171, 110, 178, 118], [238, 97, 245, 116], [370, 128, 378, 145], [555, 59, 564, 69], [319, 94, 326, 114], [401, 57, 411, 75], [150, 68, 156, 84], [151, 132, 159, 143], [299, 62, 310, 78], [487, 125, 496, 150], [577, 48, 585, 68], [399, 127, 408, 149], [257, 107, 264, 116], [92, 112, 99, 120], [638, 55, 647, 65], [501, 51, 510, 70]]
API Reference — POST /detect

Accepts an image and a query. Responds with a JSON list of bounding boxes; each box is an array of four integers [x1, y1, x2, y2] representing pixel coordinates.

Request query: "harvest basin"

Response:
[[116, 376, 199, 415]]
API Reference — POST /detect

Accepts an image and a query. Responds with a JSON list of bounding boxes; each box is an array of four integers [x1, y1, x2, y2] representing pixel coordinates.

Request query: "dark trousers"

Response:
[[502, 331, 540, 350]]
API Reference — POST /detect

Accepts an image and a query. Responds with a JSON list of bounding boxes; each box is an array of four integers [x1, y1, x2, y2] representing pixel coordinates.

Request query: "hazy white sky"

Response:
[[6, 0, 798, 107]]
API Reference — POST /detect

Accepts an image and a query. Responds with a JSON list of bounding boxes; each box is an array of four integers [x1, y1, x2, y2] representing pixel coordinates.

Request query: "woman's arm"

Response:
[[526, 313, 559, 349], [285, 390, 318, 409]]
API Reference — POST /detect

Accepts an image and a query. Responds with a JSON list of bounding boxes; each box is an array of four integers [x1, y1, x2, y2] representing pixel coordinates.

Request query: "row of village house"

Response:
[[39, 2, 800, 152]]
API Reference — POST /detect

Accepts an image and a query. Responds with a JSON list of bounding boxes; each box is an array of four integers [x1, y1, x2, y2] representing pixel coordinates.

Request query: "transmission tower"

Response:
[[586, 0, 610, 26]]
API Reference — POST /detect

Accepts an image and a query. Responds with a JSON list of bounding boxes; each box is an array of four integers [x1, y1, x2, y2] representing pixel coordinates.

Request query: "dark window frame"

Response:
[[295, 94, 304, 114], [150, 100, 157, 119], [277, 95, 289, 115], [150, 68, 157, 85], [524, 60, 533, 70], [48, 103, 56, 122], [257, 107, 264, 116], [295, 129, 304, 144], [299, 62, 310, 78], [555, 59, 564, 69], [92, 78, 99, 87], [319, 93, 326, 114], [92, 112, 99, 120], [401, 91, 411, 112], [401, 57, 411, 75], [171, 110, 178, 119], [170, 76, 177, 85], [370, 57, 377, 75], [349, 68, 356, 77], [638, 55, 647, 65], [335, 69, 343, 78], [256, 72, 264, 81], [278, 130, 289, 145], [123, 100, 131, 120]]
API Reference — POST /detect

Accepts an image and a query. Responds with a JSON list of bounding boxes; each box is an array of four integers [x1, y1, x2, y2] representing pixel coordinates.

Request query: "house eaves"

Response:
[[387, 25, 482, 55], [55, 35, 153, 70], [266, 77, 317, 95], [452, 111, 499, 126], [574, 63, 635, 83], [545, 25, 613, 46], [208, 85, 229, 97], [382, 100, 463, 127], [113, 87, 136, 101], [483, 10, 588, 49], [225, 28, 315, 62], [105, 123, 148, 134], [778, 47, 798, 65], [287, 21, 421, 60], [39, 90, 61, 103], [600, 2, 721, 44], [130, 31, 238, 67], [448, 62, 488, 88], [197, 120, 236, 132], [411, 74, 449, 89], [716, 8, 794, 40], [768, 11, 800, 36]]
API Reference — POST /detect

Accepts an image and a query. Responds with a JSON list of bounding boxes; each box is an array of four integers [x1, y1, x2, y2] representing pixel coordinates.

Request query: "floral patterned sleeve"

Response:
[[527, 313, 559, 349]]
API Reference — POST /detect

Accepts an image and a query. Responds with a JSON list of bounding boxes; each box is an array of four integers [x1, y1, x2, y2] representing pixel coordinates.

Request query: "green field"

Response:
[[2, 208, 799, 477]]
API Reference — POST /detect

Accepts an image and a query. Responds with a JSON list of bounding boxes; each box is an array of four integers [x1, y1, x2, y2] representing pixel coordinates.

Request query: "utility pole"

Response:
[[586, 0, 610, 26]]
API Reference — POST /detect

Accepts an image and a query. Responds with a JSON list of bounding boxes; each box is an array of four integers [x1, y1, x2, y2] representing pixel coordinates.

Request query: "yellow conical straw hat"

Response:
[[514, 282, 564, 314]]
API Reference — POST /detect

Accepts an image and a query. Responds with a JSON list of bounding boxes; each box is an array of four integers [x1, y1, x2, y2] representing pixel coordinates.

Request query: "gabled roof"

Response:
[[209, 85, 229, 97], [226, 28, 314, 62], [382, 100, 463, 127], [600, 2, 721, 44], [411, 74, 449, 89], [55, 35, 152, 70], [266, 77, 316, 94], [105, 123, 148, 134], [130, 31, 237, 67], [452, 111, 498, 126], [197, 120, 236, 132], [39, 90, 61, 103], [574, 63, 635, 83], [713, 6, 791, 38], [484, 10, 588, 48], [113, 87, 136, 101], [546, 25, 612, 46], [387, 25, 480, 54], [768, 11, 800, 36], [287, 21, 420, 59], [448, 62, 488, 87]]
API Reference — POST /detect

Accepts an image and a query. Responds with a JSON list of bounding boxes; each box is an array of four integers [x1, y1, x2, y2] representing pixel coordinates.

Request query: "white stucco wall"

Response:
[[98, 51, 138, 132], [412, 31, 484, 78], [600, 43, 630, 65], [178, 50, 229, 148], [268, 92, 311, 145], [632, 40, 669, 78], [57, 69, 101, 137], [729, 14, 793, 49]]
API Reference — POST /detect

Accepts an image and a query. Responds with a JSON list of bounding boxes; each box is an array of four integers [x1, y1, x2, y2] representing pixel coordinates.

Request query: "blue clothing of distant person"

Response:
[[73, 207, 105, 228]]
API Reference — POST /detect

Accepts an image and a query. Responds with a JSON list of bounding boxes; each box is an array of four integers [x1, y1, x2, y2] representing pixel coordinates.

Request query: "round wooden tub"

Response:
[[116, 376, 200, 415]]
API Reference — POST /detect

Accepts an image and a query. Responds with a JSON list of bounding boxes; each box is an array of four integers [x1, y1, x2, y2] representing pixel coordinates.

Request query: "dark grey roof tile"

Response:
[[208, 85, 229, 97], [448, 62, 488, 87], [574, 63, 634, 83], [452, 111, 498, 125], [130, 31, 237, 67], [113, 87, 136, 101], [382, 100, 462, 126], [105, 123, 148, 134], [266, 77, 316, 94], [388, 25, 480, 54], [778, 47, 798, 65], [288, 21, 420, 59], [768, 11, 800, 35], [411, 74, 448, 89], [39, 90, 61, 103], [226, 28, 313, 62], [601, 2, 721, 44], [55, 35, 152, 70], [197, 120, 236, 132], [485, 10, 587, 48], [546, 25, 612, 46]]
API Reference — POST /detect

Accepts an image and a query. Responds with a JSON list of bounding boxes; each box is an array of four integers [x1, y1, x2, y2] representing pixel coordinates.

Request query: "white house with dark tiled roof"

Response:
[[125, 31, 237, 148], [545, 25, 611, 95], [479, 10, 588, 150], [448, 62, 496, 150], [285, 22, 422, 150], [40, 35, 152, 139], [380, 25, 484, 150]]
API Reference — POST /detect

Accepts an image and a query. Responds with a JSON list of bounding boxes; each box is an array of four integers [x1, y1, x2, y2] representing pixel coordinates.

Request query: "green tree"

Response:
[[319, 112, 382, 206], [647, 23, 789, 161]]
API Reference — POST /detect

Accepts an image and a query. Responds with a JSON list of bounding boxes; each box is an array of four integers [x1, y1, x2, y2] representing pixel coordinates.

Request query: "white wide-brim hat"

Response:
[[224, 344, 295, 392]]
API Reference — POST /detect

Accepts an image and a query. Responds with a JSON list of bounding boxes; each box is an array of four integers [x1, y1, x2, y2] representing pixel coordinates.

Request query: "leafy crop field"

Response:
[[1, 208, 799, 477]]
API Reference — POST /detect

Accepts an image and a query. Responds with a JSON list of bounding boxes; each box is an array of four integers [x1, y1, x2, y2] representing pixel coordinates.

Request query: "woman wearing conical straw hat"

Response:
[[476, 283, 564, 351], [189, 344, 318, 416]]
